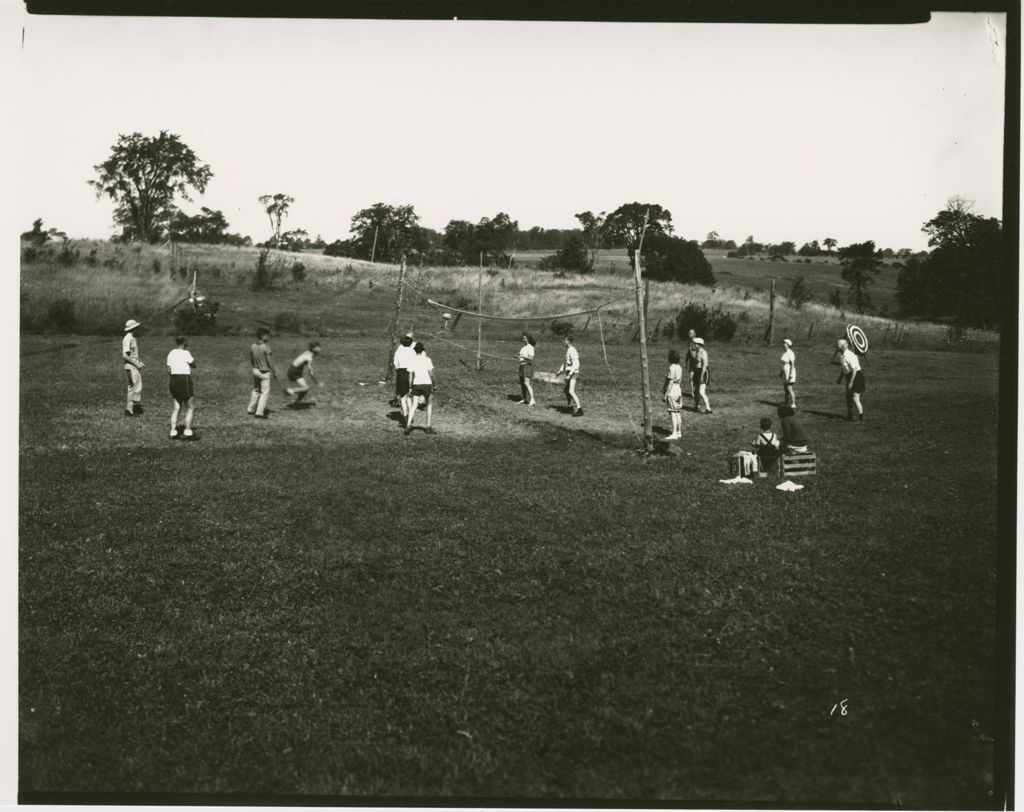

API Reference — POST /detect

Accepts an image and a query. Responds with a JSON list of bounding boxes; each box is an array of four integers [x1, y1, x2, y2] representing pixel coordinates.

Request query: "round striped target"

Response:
[[846, 323, 869, 355]]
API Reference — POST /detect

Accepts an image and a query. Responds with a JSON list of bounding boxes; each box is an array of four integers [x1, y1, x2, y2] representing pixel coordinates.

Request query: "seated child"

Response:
[[753, 417, 781, 471], [777, 405, 809, 453]]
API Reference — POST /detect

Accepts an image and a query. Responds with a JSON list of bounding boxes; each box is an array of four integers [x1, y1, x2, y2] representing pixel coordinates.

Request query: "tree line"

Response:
[[51, 130, 1006, 329]]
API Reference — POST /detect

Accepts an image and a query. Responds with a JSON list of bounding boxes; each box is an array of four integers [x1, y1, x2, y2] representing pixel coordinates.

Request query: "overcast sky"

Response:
[[15, 12, 1008, 250]]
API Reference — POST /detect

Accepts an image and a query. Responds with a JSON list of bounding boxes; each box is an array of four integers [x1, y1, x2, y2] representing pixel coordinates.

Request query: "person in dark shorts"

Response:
[[404, 342, 435, 435], [285, 341, 322, 406], [836, 338, 866, 421], [166, 335, 196, 439]]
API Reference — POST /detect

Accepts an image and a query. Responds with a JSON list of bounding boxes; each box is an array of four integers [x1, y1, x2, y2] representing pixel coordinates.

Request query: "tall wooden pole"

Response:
[[477, 252, 484, 370], [633, 251, 654, 452], [370, 226, 379, 264], [384, 256, 407, 381], [763, 277, 776, 344]]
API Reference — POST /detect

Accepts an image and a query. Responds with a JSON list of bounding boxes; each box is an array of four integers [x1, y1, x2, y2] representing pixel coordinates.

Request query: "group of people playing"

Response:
[[122, 314, 867, 444], [121, 320, 324, 439]]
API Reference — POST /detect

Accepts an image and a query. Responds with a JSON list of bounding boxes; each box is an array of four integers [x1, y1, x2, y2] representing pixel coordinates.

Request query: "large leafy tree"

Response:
[[442, 212, 519, 266], [837, 240, 883, 312], [605, 202, 673, 263], [642, 234, 715, 286], [575, 210, 608, 270], [90, 131, 213, 243], [259, 193, 294, 247], [169, 207, 249, 245], [350, 203, 428, 263], [897, 197, 1003, 327]]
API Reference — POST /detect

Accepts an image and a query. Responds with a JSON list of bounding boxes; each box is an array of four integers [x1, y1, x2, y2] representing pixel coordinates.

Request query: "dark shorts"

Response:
[[697, 368, 710, 386], [847, 371, 865, 393], [410, 383, 433, 403], [169, 374, 194, 404], [395, 368, 411, 396], [287, 365, 304, 382], [519, 363, 533, 380]]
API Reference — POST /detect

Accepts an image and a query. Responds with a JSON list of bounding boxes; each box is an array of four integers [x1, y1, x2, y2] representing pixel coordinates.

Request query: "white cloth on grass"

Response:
[[776, 480, 805, 492], [719, 475, 753, 485]]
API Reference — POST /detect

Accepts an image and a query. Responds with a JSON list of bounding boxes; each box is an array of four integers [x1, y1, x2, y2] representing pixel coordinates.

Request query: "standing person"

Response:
[[285, 341, 322, 406], [393, 333, 416, 419], [404, 342, 435, 435], [685, 329, 698, 398], [663, 349, 684, 440], [166, 335, 197, 439], [777, 405, 809, 452], [693, 337, 712, 414], [836, 338, 865, 421], [246, 327, 278, 419], [558, 335, 582, 416], [517, 333, 536, 406], [121, 318, 145, 417], [780, 338, 797, 408]]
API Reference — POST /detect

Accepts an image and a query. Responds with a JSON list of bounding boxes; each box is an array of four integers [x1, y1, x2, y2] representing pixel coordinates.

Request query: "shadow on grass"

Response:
[[20, 342, 80, 357], [802, 408, 849, 421], [386, 410, 404, 424]]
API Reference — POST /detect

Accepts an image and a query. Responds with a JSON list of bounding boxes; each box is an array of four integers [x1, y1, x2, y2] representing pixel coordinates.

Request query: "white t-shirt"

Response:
[[393, 344, 417, 370], [561, 345, 580, 375], [665, 363, 683, 397], [519, 344, 535, 363], [409, 353, 434, 385], [840, 348, 861, 374], [781, 348, 796, 383], [166, 347, 194, 375]]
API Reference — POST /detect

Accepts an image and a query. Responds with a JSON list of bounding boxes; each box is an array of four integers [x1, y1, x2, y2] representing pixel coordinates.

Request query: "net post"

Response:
[[384, 256, 407, 382], [633, 252, 654, 452]]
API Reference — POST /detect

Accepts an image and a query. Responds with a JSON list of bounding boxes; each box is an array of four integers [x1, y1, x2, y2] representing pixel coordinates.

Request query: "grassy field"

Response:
[[19, 319, 1001, 803]]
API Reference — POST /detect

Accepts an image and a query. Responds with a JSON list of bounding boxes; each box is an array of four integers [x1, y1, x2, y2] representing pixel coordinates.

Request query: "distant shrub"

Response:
[[726, 251, 739, 258], [539, 234, 588, 272], [56, 240, 79, 267], [549, 319, 574, 337], [674, 302, 738, 342], [85, 248, 98, 267], [174, 301, 221, 335], [828, 289, 845, 311], [47, 298, 77, 331], [786, 276, 812, 310], [152, 258, 162, 274], [22, 246, 40, 263], [274, 311, 302, 333], [291, 262, 307, 282], [252, 249, 275, 291]]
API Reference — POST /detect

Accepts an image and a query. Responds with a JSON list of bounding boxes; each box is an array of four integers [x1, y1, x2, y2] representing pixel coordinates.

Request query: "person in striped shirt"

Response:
[[246, 328, 278, 419]]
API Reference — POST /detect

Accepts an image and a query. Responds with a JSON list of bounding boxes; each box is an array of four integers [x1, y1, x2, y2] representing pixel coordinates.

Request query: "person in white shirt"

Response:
[[392, 333, 416, 418], [558, 336, 583, 416], [692, 337, 712, 414], [516, 333, 536, 405], [404, 342, 436, 435], [836, 338, 865, 420], [780, 338, 797, 408], [663, 349, 683, 440], [166, 335, 196, 439], [285, 341, 322, 406], [121, 318, 145, 417]]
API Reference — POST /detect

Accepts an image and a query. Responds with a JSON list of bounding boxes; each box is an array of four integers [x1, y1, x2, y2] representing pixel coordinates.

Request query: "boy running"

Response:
[[285, 341, 322, 406]]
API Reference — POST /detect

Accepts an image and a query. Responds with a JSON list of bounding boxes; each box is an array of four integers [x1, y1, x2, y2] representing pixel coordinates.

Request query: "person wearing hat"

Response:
[[692, 337, 712, 414], [121, 318, 145, 417], [684, 328, 698, 398], [836, 338, 865, 421], [780, 338, 797, 409], [393, 332, 416, 421]]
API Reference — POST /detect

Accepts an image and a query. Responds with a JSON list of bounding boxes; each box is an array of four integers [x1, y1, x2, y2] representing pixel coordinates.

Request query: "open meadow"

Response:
[[18, 244, 1003, 805]]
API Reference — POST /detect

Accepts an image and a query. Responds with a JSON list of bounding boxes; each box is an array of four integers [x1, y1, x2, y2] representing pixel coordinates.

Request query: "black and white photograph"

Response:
[[10, 0, 1015, 806]]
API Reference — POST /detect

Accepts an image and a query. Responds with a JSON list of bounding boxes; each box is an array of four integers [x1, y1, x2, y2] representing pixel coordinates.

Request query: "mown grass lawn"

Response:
[[19, 333, 999, 805]]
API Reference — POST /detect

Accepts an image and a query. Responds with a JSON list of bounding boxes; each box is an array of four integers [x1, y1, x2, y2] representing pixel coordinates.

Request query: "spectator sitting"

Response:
[[777, 405, 809, 453], [752, 417, 781, 471]]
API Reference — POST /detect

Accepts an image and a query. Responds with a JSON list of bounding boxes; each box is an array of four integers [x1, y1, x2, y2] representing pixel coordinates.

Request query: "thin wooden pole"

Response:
[[384, 256, 407, 382], [477, 252, 484, 370], [763, 277, 776, 344], [370, 226, 379, 264], [633, 251, 654, 453]]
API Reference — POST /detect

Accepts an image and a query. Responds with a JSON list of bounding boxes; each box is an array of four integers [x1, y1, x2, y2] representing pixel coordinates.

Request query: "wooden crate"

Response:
[[779, 451, 817, 477], [728, 452, 760, 477]]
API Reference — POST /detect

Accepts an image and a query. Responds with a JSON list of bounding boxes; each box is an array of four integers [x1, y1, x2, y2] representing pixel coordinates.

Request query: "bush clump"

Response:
[[291, 262, 307, 282], [47, 298, 77, 331], [674, 301, 738, 342]]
